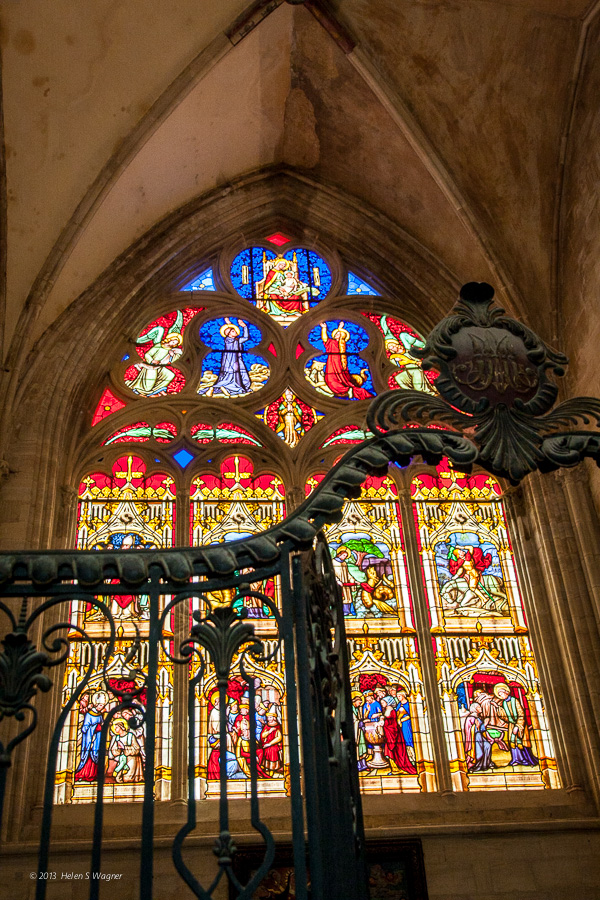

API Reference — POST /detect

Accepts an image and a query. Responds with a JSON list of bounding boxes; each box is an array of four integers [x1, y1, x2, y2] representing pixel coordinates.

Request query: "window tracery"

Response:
[[66, 236, 558, 803]]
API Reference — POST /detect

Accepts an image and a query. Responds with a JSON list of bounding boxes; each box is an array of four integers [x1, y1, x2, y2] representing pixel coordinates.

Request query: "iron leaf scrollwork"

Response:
[[0, 630, 52, 722], [188, 605, 261, 678], [369, 281, 600, 483]]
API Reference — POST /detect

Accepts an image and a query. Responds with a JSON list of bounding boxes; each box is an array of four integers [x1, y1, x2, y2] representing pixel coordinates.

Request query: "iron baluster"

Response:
[[140, 571, 162, 900], [279, 554, 309, 900]]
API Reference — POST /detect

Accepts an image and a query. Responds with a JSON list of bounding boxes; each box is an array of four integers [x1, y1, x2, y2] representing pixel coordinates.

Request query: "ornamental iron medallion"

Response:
[[367, 282, 600, 483]]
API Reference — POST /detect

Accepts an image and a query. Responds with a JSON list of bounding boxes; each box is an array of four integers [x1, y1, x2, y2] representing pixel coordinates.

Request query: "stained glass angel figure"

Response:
[[125, 310, 184, 397], [379, 314, 436, 394]]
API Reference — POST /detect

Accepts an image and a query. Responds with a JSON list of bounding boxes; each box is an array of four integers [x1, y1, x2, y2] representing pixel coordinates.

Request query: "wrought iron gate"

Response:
[[2, 281, 600, 898]]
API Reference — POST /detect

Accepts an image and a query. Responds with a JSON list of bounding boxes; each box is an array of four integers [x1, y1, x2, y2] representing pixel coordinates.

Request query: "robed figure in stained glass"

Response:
[[381, 697, 416, 774], [200, 317, 251, 397], [257, 709, 284, 774], [494, 683, 539, 767], [75, 691, 109, 782], [275, 389, 304, 448], [463, 702, 494, 772], [256, 257, 317, 321], [125, 310, 184, 397], [319, 322, 372, 400], [109, 717, 145, 783]]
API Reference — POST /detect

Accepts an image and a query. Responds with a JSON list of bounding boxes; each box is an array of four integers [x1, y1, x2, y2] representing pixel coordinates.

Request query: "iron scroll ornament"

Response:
[[368, 281, 600, 483], [0, 430, 477, 588]]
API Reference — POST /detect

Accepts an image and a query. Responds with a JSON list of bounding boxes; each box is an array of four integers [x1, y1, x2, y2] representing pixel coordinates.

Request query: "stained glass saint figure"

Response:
[[255, 256, 317, 324], [198, 317, 269, 397], [260, 389, 322, 448], [305, 320, 374, 400], [231, 247, 330, 325]]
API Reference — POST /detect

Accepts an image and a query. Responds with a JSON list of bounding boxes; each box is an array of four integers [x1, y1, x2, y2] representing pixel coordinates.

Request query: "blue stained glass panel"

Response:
[[305, 320, 374, 400], [230, 246, 331, 327], [282, 249, 332, 300], [347, 272, 379, 296], [198, 317, 269, 398], [230, 248, 277, 300], [183, 269, 217, 291], [173, 448, 195, 468]]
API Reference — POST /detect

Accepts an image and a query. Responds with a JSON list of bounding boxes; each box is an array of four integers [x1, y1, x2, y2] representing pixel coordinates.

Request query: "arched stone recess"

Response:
[[0, 169, 460, 550]]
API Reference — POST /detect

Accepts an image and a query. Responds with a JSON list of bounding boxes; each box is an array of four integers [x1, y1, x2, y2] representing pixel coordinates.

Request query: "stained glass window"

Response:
[[103, 421, 177, 445], [92, 388, 127, 426], [190, 456, 287, 798], [56, 456, 175, 803], [191, 423, 262, 446], [363, 313, 437, 394], [320, 425, 374, 448], [411, 461, 559, 791], [183, 269, 217, 291], [124, 308, 201, 397], [78, 239, 560, 805], [258, 390, 324, 448], [230, 246, 331, 326], [198, 316, 269, 397], [265, 232, 291, 247], [347, 272, 379, 296]]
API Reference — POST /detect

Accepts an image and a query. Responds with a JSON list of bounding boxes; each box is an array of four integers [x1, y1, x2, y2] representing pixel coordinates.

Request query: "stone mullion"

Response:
[[504, 487, 583, 794], [171, 482, 190, 805], [398, 488, 453, 795], [525, 472, 600, 804]]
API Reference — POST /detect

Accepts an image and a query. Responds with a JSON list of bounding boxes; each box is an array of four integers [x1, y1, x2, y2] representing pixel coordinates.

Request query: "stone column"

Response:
[[558, 465, 600, 632], [517, 471, 600, 804]]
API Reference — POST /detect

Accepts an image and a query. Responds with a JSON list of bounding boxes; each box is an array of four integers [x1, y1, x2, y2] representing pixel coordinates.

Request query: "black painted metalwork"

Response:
[[1, 281, 600, 897], [368, 281, 600, 482]]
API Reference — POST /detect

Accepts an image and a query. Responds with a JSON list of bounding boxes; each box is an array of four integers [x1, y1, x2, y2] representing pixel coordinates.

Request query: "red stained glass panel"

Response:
[[92, 388, 126, 426], [265, 232, 291, 246]]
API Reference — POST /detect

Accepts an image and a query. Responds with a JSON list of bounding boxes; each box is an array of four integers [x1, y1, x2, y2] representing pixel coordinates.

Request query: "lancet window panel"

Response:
[[189, 455, 287, 798], [411, 462, 559, 792], [189, 455, 286, 626], [56, 643, 174, 805], [192, 649, 288, 801], [307, 471, 435, 793], [307, 472, 414, 634], [56, 456, 176, 804]]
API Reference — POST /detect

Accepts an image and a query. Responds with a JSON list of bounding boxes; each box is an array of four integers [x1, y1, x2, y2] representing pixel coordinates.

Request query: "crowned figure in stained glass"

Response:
[[256, 256, 317, 324]]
